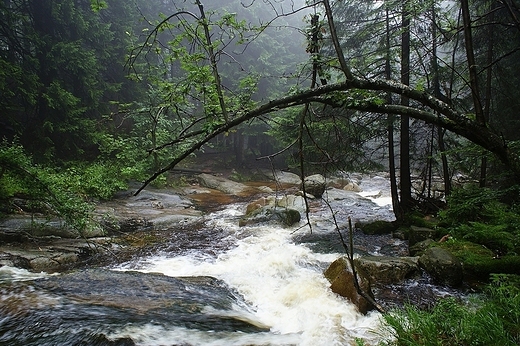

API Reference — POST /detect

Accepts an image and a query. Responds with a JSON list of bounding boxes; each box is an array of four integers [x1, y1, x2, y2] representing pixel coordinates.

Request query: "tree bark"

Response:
[[400, 0, 413, 212], [461, 0, 488, 186]]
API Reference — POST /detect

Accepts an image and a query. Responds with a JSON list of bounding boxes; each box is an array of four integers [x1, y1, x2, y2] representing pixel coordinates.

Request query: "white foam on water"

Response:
[[0, 265, 57, 283], [113, 211, 387, 345]]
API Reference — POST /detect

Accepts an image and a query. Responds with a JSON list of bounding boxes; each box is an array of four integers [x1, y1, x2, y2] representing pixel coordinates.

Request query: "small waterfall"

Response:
[[111, 203, 388, 346], [1, 174, 401, 346]]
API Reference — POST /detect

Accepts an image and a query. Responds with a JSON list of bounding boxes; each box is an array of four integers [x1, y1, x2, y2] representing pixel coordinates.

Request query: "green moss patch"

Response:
[[437, 239, 520, 280]]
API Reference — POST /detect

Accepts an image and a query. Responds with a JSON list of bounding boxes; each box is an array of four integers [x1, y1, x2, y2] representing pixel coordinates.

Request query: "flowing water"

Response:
[[0, 174, 462, 345]]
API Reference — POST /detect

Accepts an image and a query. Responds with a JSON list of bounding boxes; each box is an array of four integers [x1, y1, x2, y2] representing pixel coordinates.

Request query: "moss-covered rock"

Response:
[[356, 220, 398, 235], [418, 247, 464, 287], [437, 240, 520, 280], [408, 225, 440, 246], [409, 239, 435, 256]]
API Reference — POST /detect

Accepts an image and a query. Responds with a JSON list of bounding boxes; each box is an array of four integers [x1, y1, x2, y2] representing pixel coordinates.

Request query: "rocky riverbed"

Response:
[[0, 170, 393, 273]]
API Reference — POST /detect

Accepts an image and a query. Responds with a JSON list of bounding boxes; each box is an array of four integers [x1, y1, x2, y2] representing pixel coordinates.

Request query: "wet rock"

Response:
[[197, 173, 254, 196], [343, 181, 363, 192], [418, 247, 463, 287], [0, 270, 269, 346], [30, 256, 62, 272], [245, 196, 276, 215], [118, 217, 154, 233], [0, 238, 111, 273], [354, 256, 421, 285], [0, 216, 78, 238], [356, 220, 398, 235], [409, 225, 438, 246], [239, 206, 301, 227], [301, 174, 326, 198], [324, 257, 375, 314], [409, 238, 435, 256], [260, 170, 302, 185], [245, 195, 307, 216], [276, 195, 307, 213], [392, 229, 408, 240]]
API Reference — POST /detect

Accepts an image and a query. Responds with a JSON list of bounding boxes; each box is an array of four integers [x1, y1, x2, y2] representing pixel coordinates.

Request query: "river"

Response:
[[0, 173, 444, 346]]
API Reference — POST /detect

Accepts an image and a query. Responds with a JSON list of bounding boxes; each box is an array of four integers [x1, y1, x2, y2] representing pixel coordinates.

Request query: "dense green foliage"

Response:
[[0, 3, 519, 345], [0, 0, 519, 247], [0, 0, 145, 161], [0, 140, 126, 233], [439, 185, 520, 256], [382, 274, 520, 346]]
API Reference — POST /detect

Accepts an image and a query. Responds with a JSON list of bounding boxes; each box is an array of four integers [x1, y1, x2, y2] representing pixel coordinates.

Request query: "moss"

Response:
[[358, 220, 397, 235], [437, 239, 520, 280], [402, 211, 439, 228]]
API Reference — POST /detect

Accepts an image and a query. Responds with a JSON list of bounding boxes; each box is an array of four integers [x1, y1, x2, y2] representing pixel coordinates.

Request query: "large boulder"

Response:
[[356, 220, 398, 235], [245, 194, 307, 215], [324, 257, 375, 314], [301, 174, 327, 198], [276, 195, 307, 213], [197, 173, 254, 196], [354, 256, 421, 285], [409, 239, 435, 256], [260, 170, 302, 185], [408, 226, 438, 247], [418, 247, 463, 287]]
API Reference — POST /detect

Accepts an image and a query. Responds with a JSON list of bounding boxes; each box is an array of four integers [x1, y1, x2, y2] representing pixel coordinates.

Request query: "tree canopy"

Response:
[[1, 0, 520, 203]]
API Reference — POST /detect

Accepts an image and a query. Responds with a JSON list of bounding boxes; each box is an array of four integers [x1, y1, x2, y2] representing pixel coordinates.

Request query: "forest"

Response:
[[1, 0, 520, 345]]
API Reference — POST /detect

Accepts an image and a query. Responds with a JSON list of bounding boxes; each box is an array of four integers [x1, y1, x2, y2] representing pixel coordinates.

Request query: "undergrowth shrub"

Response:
[[439, 185, 520, 255], [0, 140, 128, 234], [382, 274, 520, 346]]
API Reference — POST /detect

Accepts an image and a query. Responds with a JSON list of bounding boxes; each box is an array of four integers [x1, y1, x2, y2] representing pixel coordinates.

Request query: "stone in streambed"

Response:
[[418, 247, 463, 287], [353, 256, 421, 285], [324, 257, 375, 314]]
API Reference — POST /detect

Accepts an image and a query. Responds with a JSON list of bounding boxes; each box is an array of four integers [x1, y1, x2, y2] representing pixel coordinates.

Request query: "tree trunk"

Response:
[[400, 0, 413, 212], [385, 4, 402, 220], [461, 0, 487, 186], [431, 3, 451, 196]]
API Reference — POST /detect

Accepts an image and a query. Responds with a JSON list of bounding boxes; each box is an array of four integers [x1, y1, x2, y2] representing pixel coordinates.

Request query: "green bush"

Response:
[[439, 185, 520, 255], [0, 141, 129, 234], [0, 141, 42, 201], [382, 274, 520, 345]]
